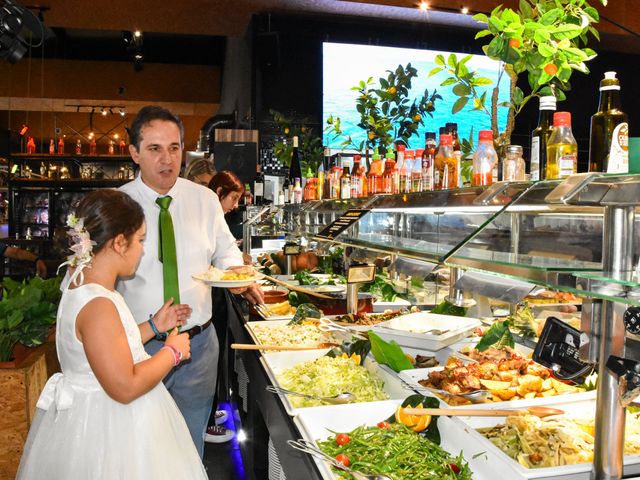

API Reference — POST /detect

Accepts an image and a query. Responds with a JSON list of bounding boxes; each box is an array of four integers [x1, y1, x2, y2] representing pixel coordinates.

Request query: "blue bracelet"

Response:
[[148, 315, 166, 340]]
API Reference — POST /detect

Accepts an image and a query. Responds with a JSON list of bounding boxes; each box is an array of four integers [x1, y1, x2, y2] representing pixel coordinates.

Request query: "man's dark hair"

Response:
[[129, 105, 184, 151]]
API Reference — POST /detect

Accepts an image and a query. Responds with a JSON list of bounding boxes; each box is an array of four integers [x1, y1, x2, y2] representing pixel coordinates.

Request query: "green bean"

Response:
[[318, 424, 472, 480]]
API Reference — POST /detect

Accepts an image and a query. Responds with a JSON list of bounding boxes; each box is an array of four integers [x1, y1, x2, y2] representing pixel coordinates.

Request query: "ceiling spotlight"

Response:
[[101, 108, 107, 116], [119, 108, 126, 117], [114, 133, 119, 139], [460, 6, 469, 14], [134, 30, 141, 38], [0, 0, 47, 64], [419, 2, 429, 11]]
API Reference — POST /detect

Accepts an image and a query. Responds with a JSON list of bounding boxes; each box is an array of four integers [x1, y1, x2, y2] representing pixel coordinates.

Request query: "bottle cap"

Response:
[[446, 122, 458, 132], [553, 111, 572, 127], [415, 149, 424, 157], [353, 154, 361, 162], [601, 71, 620, 91], [439, 126, 447, 135], [440, 134, 453, 146], [506, 145, 523, 156], [405, 150, 415, 159], [372, 149, 381, 161], [478, 130, 493, 141], [425, 132, 436, 141], [539, 95, 557, 109], [396, 144, 406, 152]]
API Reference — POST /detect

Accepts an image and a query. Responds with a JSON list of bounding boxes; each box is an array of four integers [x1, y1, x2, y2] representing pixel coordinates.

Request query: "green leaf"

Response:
[[288, 303, 322, 325], [326, 337, 371, 361], [519, 0, 533, 19], [557, 66, 571, 82], [452, 96, 469, 114], [427, 66, 442, 78], [534, 28, 551, 43], [585, 6, 600, 22], [431, 300, 468, 316], [538, 42, 557, 57], [552, 24, 585, 40], [473, 77, 494, 86], [435, 54, 445, 66], [475, 30, 492, 40], [475, 320, 515, 351], [452, 83, 471, 96], [564, 47, 588, 61], [540, 8, 562, 25], [441, 77, 457, 87], [488, 16, 506, 33], [501, 8, 520, 24], [513, 86, 524, 105], [368, 331, 413, 373], [472, 13, 488, 24], [486, 36, 505, 59], [447, 54, 457, 68]]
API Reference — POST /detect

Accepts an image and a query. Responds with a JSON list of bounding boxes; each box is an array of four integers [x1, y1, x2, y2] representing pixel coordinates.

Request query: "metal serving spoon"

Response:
[[415, 385, 492, 403], [288, 439, 392, 480], [266, 385, 355, 404]]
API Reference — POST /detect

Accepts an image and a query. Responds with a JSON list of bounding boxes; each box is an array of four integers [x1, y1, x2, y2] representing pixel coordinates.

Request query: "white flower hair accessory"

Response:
[[57, 213, 97, 287]]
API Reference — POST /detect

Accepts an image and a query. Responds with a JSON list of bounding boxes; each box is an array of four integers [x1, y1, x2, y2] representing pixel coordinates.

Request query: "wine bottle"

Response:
[[254, 169, 264, 205], [288, 136, 302, 185], [531, 96, 556, 181], [588, 71, 628, 173]]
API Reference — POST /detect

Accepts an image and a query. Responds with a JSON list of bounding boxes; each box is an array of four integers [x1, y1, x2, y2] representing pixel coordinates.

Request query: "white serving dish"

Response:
[[372, 297, 411, 312], [292, 399, 501, 480], [261, 350, 413, 416], [452, 399, 640, 479], [398, 367, 596, 409], [245, 320, 340, 351], [372, 311, 481, 350]]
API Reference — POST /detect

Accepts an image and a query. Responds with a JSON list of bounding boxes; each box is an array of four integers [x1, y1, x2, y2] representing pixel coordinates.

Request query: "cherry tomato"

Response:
[[449, 463, 461, 474], [335, 433, 351, 446], [377, 421, 390, 429], [335, 454, 350, 467], [543, 63, 558, 76], [508, 38, 521, 48]]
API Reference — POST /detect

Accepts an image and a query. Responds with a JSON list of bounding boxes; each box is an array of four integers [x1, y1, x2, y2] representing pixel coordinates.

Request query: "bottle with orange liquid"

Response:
[[350, 154, 362, 198], [368, 149, 383, 194], [434, 134, 456, 189], [57, 137, 65, 155], [472, 130, 497, 187], [382, 156, 396, 194]]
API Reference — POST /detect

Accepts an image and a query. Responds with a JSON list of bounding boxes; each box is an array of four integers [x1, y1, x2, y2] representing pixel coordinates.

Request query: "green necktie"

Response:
[[156, 196, 180, 304]]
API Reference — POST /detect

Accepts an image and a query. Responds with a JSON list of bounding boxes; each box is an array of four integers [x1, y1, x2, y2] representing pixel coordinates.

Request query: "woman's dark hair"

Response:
[[74, 190, 145, 254], [208, 170, 245, 199], [129, 105, 184, 151]]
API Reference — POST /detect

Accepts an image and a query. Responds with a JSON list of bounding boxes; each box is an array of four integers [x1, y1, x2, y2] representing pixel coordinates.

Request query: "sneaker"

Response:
[[205, 425, 234, 443], [214, 410, 228, 425]]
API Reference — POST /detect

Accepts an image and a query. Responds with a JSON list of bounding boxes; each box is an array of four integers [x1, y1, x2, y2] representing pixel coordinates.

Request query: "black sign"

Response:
[[316, 209, 370, 240]]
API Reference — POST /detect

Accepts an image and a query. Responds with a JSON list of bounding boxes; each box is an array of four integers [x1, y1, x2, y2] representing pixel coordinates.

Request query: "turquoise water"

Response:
[[323, 42, 510, 150]]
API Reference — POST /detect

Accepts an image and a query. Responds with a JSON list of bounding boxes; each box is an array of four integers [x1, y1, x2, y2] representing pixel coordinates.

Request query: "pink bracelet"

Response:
[[161, 345, 182, 366]]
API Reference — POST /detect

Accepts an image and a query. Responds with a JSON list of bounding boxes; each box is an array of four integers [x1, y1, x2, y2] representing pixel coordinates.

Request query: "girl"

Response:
[[17, 190, 207, 479]]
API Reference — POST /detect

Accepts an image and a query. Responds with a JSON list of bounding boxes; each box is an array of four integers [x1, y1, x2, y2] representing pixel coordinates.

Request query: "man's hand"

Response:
[[153, 298, 193, 332], [228, 283, 264, 304]]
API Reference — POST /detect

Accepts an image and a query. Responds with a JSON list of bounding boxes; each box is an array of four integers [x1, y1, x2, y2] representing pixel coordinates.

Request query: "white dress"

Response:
[[16, 283, 208, 480]]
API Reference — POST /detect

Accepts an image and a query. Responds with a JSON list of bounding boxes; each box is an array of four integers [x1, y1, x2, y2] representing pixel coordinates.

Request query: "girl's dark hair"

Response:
[[208, 170, 244, 199], [74, 190, 145, 254]]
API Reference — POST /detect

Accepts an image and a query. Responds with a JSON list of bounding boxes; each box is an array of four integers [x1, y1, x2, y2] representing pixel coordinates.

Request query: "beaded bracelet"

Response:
[[147, 315, 167, 340], [161, 344, 182, 366]]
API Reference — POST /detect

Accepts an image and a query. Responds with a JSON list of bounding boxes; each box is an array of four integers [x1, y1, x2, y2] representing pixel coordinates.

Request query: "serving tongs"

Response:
[[316, 317, 368, 339], [288, 439, 391, 480], [260, 273, 333, 299], [266, 385, 355, 404], [400, 405, 565, 418]]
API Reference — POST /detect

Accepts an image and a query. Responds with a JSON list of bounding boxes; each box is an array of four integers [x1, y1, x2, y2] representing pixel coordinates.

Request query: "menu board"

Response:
[[315, 209, 370, 240]]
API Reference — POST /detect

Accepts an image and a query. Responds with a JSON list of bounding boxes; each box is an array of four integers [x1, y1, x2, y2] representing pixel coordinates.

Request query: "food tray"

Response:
[[371, 297, 411, 312], [397, 367, 596, 409], [260, 350, 413, 416], [245, 320, 339, 351], [371, 311, 481, 350], [451, 400, 640, 479], [292, 399, 501, 480]]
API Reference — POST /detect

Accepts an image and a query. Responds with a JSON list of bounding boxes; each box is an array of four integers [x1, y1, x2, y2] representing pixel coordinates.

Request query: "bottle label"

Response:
[[607, 122, 629, 174], [530, 137, 540, 181], [254, 182, 264, 196], [559, 153, 577, 177]]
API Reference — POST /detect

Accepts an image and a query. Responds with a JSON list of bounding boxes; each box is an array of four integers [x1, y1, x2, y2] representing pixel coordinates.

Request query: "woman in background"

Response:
[[184, 157, 215, 187]]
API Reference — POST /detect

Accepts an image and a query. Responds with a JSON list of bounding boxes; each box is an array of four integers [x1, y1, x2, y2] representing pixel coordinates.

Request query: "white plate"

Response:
[[372, 297, 411, 312], [192, 272, 261, 288], [398, 367, 596, 409], [452, 399, 640, 479], [261, 350, 413, 416], [293, 400, 501, 480], [372, 311, 481, 350]]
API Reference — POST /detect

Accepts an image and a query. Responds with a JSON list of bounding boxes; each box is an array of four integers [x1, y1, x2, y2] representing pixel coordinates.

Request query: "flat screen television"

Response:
[[322, 42, 510, 150]]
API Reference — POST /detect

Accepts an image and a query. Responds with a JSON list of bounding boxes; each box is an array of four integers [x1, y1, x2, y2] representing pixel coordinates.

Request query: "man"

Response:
[[0, 242, 47, 277], [117, 106, 263, 456]]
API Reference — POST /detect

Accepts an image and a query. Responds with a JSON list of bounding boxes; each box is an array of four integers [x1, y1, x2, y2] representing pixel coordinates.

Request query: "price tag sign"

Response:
[[283, 243, 301, 255], [316, 209, 370, 240]]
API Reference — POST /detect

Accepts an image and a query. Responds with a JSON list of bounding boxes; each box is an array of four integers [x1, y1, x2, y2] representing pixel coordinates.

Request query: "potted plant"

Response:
[[270, 109, 324, 177], [429, 0, 605, 149], [0, 275, 62, 364], [325, 63, 441, 155]]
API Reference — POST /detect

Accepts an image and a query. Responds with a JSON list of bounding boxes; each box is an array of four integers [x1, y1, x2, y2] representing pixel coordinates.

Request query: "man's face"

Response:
[[129, 119, 182, 194]]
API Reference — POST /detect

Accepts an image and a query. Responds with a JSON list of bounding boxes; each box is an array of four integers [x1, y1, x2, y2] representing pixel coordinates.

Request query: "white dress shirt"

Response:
[[117, 175, 243, 329]]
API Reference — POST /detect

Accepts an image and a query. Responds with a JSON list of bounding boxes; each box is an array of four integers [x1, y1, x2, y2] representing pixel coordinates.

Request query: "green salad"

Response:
[[277, 356, 387, 407]]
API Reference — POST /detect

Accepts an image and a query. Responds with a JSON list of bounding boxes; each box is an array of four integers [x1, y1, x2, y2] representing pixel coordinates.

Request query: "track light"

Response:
[[119, 108, 126, 117], [460, 6, 469, 14], [101, 108, 107, 116], [419, 2, 429, 11], [134, 30, 141, 38]]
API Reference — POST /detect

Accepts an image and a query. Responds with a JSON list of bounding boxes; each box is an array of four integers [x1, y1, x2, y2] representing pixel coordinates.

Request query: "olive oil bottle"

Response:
[[588, 71, 628, 173], [530, 96, 556, 181], [546, 112, 578, 180]]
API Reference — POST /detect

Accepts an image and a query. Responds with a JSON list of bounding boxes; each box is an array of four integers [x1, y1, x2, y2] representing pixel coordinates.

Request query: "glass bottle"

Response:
[[90, 137, 97, 155], [49, 138, 55, 155], [531, 95, 556, 181], [292, 178, 302, 204], [400, 150, 413, 193], [26, 137, 36, 154], [435, 134, 456, 190], [358, 155, 368, 197], [57, 137, 65, 155], [350, 155, 362, 198], [119, 139, 127, 155], [394, 144, 405, 194], [368, 149, 383, 195], [381, 157, 396, 194], [502, 145, 526, 181], [412, 149, 423, 192], [588, 71, 628, 173], [472, 130, 497, 186], [244, 183, 254, 205], [317, 151, 326, 200], [289, 136, 302, 186], [546, 112, 578, 179], [254, 169, 264, 205], [421, 132, 436, 192], [75, 139, 82, 155], [340, 165, 351, 199], [447, 122, 462, 187], [435, 126, 447, 156], [108, 140, 115, 155]]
